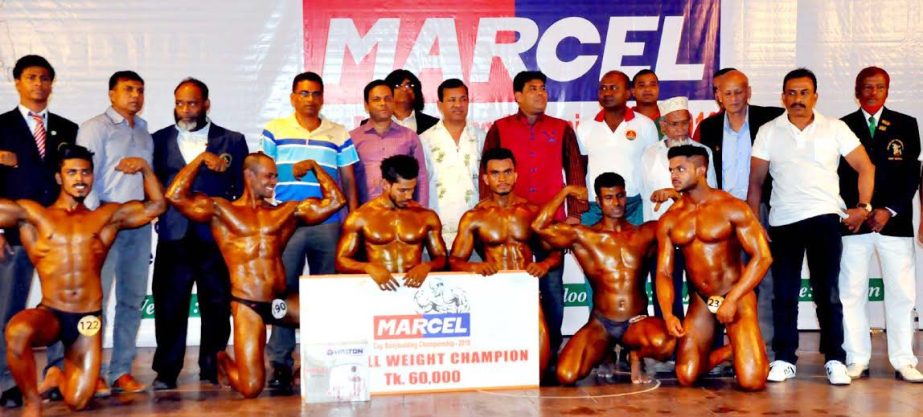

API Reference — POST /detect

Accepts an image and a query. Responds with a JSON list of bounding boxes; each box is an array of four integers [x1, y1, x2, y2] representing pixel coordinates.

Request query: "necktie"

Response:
[[30, 113, 47, 159], [868, 115, 876, 138]]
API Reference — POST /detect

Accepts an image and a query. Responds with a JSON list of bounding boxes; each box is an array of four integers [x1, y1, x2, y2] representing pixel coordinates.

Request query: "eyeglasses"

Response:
[[394, 82, 416, 90]]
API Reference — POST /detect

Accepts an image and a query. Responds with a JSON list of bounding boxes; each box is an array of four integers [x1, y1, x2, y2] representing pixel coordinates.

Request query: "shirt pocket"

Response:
[[812, 136, 841, 168]]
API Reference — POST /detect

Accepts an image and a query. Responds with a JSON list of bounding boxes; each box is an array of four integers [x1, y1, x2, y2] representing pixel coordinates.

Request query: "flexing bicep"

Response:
[[170, 193, 218, 223], [0, 199, 27, 229], [110, 199, 166, 229], [533, 222, 579, 249]]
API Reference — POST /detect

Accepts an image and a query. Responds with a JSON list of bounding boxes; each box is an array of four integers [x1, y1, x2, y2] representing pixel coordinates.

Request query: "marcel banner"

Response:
[[300, 272, 539, 395]]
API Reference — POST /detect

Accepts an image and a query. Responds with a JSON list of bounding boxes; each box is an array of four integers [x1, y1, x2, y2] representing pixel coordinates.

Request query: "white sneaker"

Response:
[[825, 360, 852, 385], [767, 360, 796, 382], [895, 365, 923, 383], [846, 363, 869, 379]]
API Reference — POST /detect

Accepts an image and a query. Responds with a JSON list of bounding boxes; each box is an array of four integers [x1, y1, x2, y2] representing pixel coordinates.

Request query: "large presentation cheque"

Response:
[[299, 271, 539, 400]]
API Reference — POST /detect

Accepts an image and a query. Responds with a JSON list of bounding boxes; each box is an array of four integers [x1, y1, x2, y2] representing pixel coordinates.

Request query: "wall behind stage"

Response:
[[2, 0, 923, 346]]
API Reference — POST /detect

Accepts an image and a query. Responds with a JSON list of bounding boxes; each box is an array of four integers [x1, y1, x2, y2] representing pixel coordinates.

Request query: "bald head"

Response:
[[244, 152, 275, 174], [716, 70, 751, 115]]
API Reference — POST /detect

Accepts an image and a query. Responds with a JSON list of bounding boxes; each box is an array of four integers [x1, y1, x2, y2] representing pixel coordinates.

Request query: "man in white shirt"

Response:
[[638, 96, 715, 322], [748, 68, 875, 386], [420, 79, 485, 247], [576, 70, 657, 226]]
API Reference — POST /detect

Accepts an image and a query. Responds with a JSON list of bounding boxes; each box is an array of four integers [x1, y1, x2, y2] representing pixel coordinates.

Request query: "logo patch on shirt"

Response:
[[887, 139, 904, 160]]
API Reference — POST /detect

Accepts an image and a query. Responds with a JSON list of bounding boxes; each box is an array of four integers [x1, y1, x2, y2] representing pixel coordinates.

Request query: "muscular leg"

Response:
[[219, 302, 267, 398], [622, 317, 677, 383], [539, 307, 550, 375], [674, 297, 716, 386], [59, 329, 102, 410], [555, 319, 610, 385], [5, 309, 61, 417], [725, 292, 769, 391]]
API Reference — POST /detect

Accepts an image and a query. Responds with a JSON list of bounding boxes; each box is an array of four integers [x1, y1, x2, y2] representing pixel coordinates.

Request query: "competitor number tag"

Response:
[[78, 315, 102, 337], [706, 296, 725, 314], [271, 299, 288, 320]]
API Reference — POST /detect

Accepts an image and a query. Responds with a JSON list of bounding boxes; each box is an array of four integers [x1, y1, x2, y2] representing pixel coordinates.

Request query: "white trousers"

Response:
[[839, 233, 917, 369]]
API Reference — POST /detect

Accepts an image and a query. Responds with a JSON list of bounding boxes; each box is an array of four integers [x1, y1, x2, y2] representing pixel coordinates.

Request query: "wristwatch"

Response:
[[856, 203, 872, 213]]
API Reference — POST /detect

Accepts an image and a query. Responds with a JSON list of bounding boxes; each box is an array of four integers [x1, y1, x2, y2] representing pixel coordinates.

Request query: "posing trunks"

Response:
[[37, 304, 103, 348], [694, 291, 729, 315], [592, 310, 648, 344], [230, 295, 293, 327]]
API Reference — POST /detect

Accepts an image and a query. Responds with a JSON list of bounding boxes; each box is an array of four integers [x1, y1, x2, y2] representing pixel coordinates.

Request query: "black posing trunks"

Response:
[[592, 310, 647, 343], [231, 295, 294, 327], [37, 304, 103, 348]]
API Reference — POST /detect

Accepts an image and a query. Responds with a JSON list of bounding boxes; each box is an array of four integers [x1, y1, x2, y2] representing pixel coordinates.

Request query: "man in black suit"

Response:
[[838, 66, 923, 382], [0, 55, 78, 407], [150, 78, 248, 389]]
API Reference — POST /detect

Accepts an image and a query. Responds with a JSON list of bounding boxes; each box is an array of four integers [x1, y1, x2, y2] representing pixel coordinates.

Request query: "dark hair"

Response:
[[13, 55, 55, 81], [782, 68, 817, 92], [174, 77, 209, 101], [601, 70, 630, 88], [381, 154, 419, 182], [58, 144, 94, 170], [631, 69, 658, 87], [667, 145, 710, 168], [480, 147, 516, 171], [363, 79, 392, 103], [437, 78, 468, 102], [713, 67, 737, 79], [593, 172, 625, 198], [854, 66, 889, 98], [513, 71, 547, 93], [385, 69, 424, 111], [292, 71, 324, 93], [108, 70, 144, 90]]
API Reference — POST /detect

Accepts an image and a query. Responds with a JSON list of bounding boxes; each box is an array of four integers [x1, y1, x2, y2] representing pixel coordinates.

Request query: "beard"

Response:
[[174, 111, 208, 132]]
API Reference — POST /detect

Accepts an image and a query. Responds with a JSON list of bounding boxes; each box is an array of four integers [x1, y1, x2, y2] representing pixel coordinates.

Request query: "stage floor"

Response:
[[8, 332, 922, 417]]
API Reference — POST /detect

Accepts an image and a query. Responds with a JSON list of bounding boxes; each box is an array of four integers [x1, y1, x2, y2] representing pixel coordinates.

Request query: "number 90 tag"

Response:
[[271, 299, 288, 320], [78, 315, 102, 337]]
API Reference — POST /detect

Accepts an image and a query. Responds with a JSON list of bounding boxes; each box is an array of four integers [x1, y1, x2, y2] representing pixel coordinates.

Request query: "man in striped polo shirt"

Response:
[[259, 71, 358, 393]]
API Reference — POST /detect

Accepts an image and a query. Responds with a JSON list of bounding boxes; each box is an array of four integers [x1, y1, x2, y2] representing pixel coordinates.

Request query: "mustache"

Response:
[[790, 103, 806, 109]]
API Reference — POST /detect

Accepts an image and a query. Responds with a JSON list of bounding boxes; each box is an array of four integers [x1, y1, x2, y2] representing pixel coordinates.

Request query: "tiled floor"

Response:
[[10, 332, 923, 416]]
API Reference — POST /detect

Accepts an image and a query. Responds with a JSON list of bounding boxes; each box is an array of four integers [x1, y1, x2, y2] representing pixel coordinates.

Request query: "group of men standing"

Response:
[[0, 50, 920, 415]]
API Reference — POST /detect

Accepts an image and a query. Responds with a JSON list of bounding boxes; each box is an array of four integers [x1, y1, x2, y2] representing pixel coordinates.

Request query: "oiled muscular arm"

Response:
[[532, 185, 585, 248], [404, 211, 447, 287], [717, 200, 773, 324], [0, 199, 28, 229], [110, 157, 167, 229], [292, 159, 346, 224], [655, 214, 685, 337], [166, 152, 223, 222], [449, 210, 497, 275], [335, 210, 400, 291]]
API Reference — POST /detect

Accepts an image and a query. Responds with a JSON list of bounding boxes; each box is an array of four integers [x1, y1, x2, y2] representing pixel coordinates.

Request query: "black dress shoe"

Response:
[[267, 366, 293, 391], [152, 377, 178, 391], [0, 386, 22, 408]]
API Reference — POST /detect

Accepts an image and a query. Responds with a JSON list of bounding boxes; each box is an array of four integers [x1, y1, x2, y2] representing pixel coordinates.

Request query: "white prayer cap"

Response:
[[658, 96, 689, 117]]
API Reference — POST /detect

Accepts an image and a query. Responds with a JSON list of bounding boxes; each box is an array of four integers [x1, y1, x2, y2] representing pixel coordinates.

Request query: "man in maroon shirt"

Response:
[[481, 70, 586, 381]]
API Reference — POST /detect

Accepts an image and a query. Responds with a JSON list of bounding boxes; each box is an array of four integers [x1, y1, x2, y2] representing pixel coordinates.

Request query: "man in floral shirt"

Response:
[[420, 79, 485, 247]]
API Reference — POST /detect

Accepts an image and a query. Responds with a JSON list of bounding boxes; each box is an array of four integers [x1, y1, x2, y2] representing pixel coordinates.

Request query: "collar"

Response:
[[175, 120, 212, 136], [722, 106, 750, 131], [289, 113, 329, 134], [860, 107, 884, 122], [18, 105, 48, 120], [105, 106, 146, 128], [361, 119, 400, 136], [515, 110, 546, 125], [593, 107, 635, 123], [783, 110, 823, 133], [393, 111, 417, 124]]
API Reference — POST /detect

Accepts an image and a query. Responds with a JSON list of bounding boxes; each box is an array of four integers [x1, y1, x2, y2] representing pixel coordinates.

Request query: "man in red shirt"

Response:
[[481, 70, 586, 381]]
